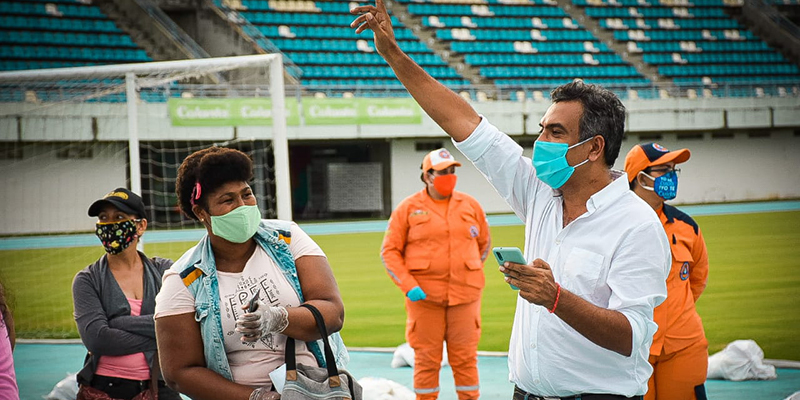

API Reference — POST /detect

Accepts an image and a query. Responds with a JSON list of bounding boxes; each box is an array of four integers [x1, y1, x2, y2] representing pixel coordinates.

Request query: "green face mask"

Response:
[[210, 204, 262, 243]]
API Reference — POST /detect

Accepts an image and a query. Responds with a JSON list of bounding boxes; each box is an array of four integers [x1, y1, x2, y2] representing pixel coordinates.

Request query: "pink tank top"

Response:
[[0, 312, 19, 399], [95, 298, 151, 381]]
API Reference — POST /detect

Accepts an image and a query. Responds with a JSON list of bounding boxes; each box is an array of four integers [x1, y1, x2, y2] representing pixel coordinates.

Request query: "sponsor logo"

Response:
[[175, 105, 230, 119], [652, 143, 669, 152], [680, 262, 690, 280], [308, 105, 358, 118], [104, 191, 128, 200], [365, 105, 416, 117]]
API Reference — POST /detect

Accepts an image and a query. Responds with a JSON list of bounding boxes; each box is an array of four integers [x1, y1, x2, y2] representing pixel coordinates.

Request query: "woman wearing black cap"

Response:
[[72, 188, 181, 400]]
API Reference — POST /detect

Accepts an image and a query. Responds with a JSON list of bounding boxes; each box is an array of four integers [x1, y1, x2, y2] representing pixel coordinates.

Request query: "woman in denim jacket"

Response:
[[155, 147, 347, 400]]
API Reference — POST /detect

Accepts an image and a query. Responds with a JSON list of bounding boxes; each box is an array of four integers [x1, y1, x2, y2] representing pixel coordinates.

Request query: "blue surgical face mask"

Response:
[[640, 170, 678, 200], [532, 137, 593, 189]]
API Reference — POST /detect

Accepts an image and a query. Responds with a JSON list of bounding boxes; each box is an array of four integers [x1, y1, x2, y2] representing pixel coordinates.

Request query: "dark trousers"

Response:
[[513, 385, 644, 400], [91, 375, 182, 400]]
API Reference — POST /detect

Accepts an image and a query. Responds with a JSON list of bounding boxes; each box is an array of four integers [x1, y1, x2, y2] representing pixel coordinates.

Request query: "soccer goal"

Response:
[[0, 55, 292, 338]]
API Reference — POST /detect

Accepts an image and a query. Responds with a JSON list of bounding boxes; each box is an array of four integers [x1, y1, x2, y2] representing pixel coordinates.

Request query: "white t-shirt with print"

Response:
[[155, 222, 325, 387]]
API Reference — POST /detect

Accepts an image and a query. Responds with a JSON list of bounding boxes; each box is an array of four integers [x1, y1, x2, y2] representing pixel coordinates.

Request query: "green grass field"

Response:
[[1, 211, 798, 360]]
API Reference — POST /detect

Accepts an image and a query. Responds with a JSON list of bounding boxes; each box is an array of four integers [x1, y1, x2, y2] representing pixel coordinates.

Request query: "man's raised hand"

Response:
[[350, 0, 398, 57]]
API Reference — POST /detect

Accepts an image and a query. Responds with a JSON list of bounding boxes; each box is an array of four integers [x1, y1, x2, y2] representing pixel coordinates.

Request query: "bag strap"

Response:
[[285, 303, 341, 388], [150, 351, 160, 400]]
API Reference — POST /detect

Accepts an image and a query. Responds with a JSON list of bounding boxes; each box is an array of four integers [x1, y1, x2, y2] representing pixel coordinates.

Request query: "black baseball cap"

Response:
[[88, 188, 146, 219]]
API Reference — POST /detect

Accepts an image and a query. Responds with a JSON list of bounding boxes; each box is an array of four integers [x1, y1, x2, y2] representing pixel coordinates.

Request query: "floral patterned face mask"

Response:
[[95, 219, 139, 255]]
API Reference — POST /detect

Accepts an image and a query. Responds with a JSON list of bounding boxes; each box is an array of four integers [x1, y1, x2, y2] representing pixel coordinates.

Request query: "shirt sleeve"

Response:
[[152, 257, 174, 275], [453, 116, 541, 220], [689, 229, 709, 302], [475, 200, 491, 262], [605, 221, 670, 358], [380, 201, 419, 294], [106, 315, 155, 338], [289, 222, 326, 259], [154, 270, 197, 319], [72, 270, 157, 356]]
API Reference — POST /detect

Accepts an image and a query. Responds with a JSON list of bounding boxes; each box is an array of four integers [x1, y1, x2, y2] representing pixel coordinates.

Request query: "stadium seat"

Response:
[[0, 1, 151, 77]]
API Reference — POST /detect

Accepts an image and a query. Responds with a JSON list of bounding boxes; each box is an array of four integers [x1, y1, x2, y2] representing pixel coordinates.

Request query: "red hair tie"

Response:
[[190, 182, 202, 205]]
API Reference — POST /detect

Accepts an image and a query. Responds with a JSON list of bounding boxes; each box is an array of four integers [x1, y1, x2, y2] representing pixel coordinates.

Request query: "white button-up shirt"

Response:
[[454, 117, 670, 397]]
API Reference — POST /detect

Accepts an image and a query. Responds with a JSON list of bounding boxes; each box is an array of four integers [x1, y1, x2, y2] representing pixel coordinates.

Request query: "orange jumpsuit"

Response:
[[647, 204, 710, 400], [381, 189, 490, 400]]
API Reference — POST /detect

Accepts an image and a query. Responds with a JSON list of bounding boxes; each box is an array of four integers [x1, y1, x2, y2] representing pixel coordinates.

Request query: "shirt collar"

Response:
[[586, 170, 628, 214]]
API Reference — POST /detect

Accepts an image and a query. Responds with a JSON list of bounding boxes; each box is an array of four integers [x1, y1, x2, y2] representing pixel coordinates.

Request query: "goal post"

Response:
[[0, 53, 292, 221]]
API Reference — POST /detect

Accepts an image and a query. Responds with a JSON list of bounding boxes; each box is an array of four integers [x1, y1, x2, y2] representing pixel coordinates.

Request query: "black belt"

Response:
[[91, 375, 166, 391], [514, 385, 643, 400]]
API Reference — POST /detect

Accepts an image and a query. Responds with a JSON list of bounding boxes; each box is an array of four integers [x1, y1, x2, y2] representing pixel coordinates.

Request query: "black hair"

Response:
[[420, 169, 434, 183], [176, 146, 254, 220], [551, 79, 626, 167]]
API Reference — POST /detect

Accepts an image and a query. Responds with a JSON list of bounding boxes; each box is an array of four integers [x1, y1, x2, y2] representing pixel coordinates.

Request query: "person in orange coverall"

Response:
[[625, 143, 710, 400], [381, 148, 491, 400]]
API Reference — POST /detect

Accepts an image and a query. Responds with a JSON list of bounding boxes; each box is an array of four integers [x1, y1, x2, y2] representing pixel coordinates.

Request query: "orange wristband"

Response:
[[548, 283, 561, 313]]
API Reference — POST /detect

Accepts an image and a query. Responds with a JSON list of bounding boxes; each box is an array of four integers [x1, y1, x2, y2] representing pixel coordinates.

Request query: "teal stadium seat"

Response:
[[0, 0, 151, 87], [575, 0, 800, 86]]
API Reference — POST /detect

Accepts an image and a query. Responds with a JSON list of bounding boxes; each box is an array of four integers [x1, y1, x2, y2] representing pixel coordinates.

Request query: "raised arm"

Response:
[[72, 272, 156, 355], [350, 0, 481, 141]]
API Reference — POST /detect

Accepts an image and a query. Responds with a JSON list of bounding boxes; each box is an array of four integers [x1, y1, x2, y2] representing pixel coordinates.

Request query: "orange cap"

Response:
[[624, 142, 691, 183], [421, 148, 462, 171]]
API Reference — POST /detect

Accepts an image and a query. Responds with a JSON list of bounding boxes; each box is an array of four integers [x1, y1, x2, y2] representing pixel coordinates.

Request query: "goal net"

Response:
[[0, 54, 291, 338]]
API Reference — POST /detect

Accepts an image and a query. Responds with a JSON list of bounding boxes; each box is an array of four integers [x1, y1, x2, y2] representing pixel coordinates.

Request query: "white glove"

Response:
[[249, 387, 281, 400], [235, 300, 289, 342]]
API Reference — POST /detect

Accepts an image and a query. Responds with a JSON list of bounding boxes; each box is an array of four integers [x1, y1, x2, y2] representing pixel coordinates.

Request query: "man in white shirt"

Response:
[[350, 2, 671, 399]]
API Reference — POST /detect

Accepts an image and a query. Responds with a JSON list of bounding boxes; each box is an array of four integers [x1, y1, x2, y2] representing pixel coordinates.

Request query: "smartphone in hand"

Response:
[[247, 290, 260, 312], [492, 247, 525, 290]]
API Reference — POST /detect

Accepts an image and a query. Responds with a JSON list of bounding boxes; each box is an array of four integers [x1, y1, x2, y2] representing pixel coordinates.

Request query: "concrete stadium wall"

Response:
[[0, 143, 128, 235]]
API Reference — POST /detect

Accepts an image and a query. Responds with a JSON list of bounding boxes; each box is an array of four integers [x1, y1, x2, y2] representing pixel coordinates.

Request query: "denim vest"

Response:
[[170, 219, 350, 381]]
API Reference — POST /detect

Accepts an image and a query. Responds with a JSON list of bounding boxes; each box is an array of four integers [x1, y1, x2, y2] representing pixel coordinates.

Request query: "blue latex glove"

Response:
[[406, 286, 427, 302]]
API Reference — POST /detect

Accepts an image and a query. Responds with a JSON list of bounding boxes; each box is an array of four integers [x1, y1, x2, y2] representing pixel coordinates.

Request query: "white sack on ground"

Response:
[[707, 339, 777, 381], [358, 377, 415, 400], [44, 372, 78, 400], [390, 342, 449, 368], [784, 390, 800, 400]]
